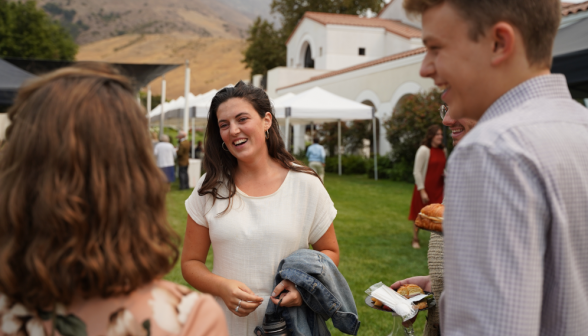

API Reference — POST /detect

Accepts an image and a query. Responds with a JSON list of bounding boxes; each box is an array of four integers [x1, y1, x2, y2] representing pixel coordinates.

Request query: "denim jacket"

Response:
[[263, 249, 360, 336]]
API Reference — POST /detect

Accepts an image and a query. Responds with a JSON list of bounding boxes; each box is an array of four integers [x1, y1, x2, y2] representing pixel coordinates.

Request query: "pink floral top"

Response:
[[0, 280, 228, 336]]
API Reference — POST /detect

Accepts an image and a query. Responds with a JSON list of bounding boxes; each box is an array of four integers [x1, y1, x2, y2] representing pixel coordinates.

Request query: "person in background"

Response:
[[0, 65, 228, 336], [195, 140, 203, 159], [406, 0, 588, 334], [154, 134, 176, 185], [177, 130, 190, 190], [391, 107, 477, 336], [151, 130, 159, 148], [306, 138, 326, 181], [408, 125, 446, 248]]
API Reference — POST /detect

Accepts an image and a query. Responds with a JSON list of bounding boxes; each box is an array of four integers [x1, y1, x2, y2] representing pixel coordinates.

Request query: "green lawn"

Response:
[[164, 173, 431, 335]]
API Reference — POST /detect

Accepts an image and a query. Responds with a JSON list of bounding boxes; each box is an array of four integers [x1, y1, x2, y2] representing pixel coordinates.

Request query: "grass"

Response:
[[164, 173, 431, 335]]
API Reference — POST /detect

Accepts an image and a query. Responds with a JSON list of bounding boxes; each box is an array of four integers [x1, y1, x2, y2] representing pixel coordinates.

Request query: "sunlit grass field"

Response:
[[164, 173, 431, 335]]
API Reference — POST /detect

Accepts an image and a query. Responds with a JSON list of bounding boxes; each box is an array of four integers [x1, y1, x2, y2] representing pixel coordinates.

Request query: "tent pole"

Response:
[[147, 85, 152, 130], [372, 107, 378, 181], [191, 116, 195, 159], [285, 107, 291, 152], [159, 76, 166, 138], [183, 60, 190, 132], [338, 119, 342, 176]]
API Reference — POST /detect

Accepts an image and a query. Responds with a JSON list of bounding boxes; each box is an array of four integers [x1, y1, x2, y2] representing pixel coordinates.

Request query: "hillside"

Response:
[[76, 33, 251, 98], [37, 0, 274, 44]]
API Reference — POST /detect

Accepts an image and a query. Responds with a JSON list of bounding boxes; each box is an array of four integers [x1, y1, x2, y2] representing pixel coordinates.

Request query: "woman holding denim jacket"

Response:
[[181, 82, 340, 336]]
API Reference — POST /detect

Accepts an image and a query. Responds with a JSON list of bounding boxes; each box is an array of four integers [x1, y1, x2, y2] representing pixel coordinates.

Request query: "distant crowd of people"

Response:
[[0, 1, 586, 336]]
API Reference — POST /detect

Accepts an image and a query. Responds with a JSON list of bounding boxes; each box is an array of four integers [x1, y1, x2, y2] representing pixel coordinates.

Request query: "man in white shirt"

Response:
[[154, 134, 176, 184], [404, 0, 588, 334]]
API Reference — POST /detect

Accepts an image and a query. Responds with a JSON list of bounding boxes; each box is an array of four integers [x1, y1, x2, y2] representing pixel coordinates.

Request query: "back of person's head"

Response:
[[160, 134, 170, 142], [313, 138, 320, 144], [403, 0, 560, 69], [0, 64, 178, 310]]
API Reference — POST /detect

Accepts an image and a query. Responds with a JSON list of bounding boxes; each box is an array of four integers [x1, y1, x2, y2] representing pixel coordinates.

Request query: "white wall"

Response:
[[378, 0, 422, 29], [0, 114, 9, 141], [323, 25, 387, 70], [266, 67, 329, 98], [287, 19, 326, 69], [277, 53, 435, 155]]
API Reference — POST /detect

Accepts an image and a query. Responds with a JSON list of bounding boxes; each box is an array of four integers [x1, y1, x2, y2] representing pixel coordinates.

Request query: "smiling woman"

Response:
[[180, 81, 342, 336]]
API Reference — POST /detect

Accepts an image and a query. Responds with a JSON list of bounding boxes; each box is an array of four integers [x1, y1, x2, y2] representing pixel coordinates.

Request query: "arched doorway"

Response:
[[304, 44, 314, 68]]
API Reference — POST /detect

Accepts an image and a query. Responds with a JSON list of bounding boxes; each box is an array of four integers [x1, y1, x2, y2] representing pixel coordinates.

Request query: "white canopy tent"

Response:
[[273, 87, 378, 179]]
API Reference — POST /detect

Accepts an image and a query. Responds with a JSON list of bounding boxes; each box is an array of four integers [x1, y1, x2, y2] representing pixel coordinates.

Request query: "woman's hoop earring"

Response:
[[222, 142, 229, 151], [265, 130, 270, 139]]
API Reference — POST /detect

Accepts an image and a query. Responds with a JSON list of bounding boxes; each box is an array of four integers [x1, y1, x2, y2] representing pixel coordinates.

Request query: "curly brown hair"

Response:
[[0, 65, 179, 310]]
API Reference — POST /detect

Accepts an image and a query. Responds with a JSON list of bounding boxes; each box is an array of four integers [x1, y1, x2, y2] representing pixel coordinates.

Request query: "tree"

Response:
[[271, 0, 385, 39], [243, 0, 385, 77], [0, 0, 77, 60], [242, 17, 286, 77], [384, 89, 451, 182]]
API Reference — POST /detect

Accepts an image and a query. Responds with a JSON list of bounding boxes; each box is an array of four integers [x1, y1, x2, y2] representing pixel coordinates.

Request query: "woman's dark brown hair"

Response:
[[421, 124, 444, 149], [199, 81, 318, 214], [0, 64, 179, 310]]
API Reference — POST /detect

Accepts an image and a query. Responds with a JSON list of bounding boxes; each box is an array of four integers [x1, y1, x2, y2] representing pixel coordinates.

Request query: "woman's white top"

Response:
[[185, 170, 337, 336], [413, 145, 447, 190]]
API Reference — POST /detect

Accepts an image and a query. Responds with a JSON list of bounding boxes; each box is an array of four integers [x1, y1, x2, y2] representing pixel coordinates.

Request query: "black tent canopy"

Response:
[[551, 16, 588, 100], [0, 59, 36, 106], [2, 57, 180, 93]]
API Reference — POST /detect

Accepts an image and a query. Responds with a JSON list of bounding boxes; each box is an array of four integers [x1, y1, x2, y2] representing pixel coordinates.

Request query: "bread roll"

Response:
[[397, 284, 424, 298], [415, 203, 444, 232]]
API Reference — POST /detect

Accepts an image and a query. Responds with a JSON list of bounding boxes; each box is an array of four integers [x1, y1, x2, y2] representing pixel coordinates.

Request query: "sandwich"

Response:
[[415, 203, 444, 232], [397, 284, 424, 299]]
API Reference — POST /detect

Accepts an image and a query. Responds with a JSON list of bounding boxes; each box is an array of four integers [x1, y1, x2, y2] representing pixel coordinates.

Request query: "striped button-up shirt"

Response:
[[440, 74, 588, 335]]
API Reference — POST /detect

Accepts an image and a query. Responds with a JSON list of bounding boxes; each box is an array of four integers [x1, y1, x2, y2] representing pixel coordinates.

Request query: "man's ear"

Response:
[[489, 22, 516, 67]]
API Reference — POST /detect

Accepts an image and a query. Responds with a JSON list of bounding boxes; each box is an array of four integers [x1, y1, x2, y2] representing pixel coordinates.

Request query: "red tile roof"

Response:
[[277, 47, 426, 91], [286, 12, 422, 44], [562, 1, 588, 16]]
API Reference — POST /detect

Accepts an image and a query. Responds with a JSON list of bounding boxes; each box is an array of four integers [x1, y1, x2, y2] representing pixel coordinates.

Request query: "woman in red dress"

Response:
[[408, 125, 446, 248]]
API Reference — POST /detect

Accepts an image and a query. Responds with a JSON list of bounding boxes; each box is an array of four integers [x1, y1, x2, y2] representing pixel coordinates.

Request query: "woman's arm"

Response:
[[413, 146, 429, 191], [181, 216, 263, 317], [312, 223, 339, 266]]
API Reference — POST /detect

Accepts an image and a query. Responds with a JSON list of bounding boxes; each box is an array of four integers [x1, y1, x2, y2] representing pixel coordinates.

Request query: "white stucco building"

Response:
[[267, 0, 430, 155], [267, 0, 588, 155]]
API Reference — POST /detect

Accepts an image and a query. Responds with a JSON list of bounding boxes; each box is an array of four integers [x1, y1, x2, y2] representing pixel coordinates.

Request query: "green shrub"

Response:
[[366, 156, 393, 179], [325, 155, 368, 175]]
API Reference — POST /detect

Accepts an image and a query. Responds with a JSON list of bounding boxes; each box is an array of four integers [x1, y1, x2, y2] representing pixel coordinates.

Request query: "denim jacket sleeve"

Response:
[[264, 249, 360, 336]]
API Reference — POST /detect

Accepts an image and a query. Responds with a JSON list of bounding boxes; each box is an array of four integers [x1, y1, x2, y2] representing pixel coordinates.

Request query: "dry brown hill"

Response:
[[37, 0, 273, 45], [76, 33, 251, 98]]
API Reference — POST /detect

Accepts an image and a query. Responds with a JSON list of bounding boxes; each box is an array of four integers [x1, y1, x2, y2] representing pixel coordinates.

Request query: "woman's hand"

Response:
[[270, 280, 302, 307], [219, 279, 264, 317], [419, 189, 429, 204]]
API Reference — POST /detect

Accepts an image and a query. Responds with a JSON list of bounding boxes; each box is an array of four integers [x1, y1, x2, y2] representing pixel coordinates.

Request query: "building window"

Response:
[[359, 48, 366, 56], [304, 45, 314, 68]]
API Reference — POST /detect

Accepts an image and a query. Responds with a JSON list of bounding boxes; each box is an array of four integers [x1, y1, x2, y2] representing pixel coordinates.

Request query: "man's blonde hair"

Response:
[[404, 0, 561, 68]]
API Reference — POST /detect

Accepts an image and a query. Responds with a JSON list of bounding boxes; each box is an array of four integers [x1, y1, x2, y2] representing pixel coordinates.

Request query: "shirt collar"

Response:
[[479, 74, 571, 124]]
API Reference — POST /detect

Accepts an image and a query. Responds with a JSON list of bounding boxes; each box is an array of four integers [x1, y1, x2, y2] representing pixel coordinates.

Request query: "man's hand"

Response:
[[390, 276, 431, 327], [390, 275, 432, 293]]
